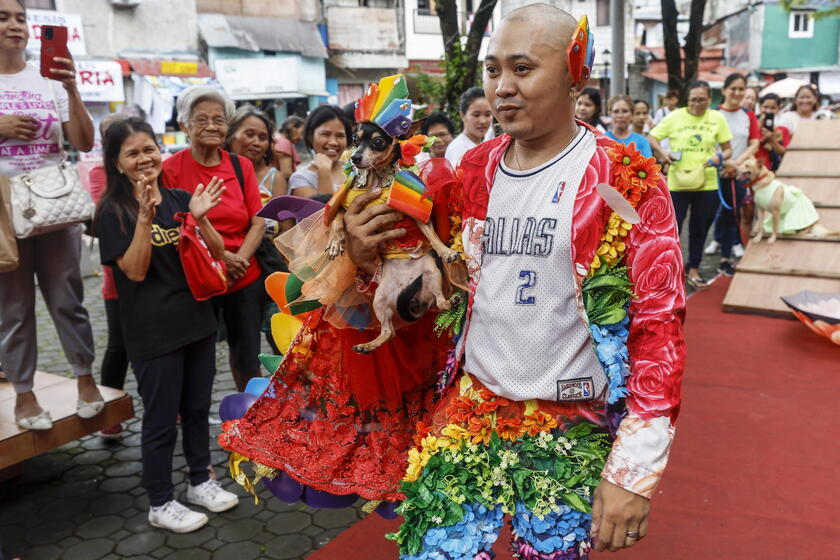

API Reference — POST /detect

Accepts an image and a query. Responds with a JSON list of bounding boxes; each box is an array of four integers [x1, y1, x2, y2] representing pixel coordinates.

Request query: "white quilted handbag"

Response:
[[10, 162, 94, 238], [9, 81, 94, 238]]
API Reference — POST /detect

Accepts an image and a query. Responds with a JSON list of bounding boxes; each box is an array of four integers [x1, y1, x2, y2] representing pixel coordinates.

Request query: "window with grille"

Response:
[[789, 11, 814, 39]]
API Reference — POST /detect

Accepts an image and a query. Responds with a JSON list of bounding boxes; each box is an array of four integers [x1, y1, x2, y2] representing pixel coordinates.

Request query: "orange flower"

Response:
[[466, 415, 492, 444], [446, 396, 477, 424], [495, 417, 526, 441], [398, 135, 429, 167], [629, 156, 661, 192], [523, 410, 558, 436], [607, 142, 644, 181], [412, 421, 433, 448]]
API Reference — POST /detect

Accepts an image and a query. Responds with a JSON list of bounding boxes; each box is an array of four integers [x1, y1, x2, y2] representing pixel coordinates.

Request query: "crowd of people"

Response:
[[0, 0, 836, 550], [575, 76, 831, 287]]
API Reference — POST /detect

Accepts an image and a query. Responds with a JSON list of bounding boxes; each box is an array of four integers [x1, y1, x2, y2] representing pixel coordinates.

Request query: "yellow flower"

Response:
[[404, 447, 431, 482], [441, 423, 469, 441]]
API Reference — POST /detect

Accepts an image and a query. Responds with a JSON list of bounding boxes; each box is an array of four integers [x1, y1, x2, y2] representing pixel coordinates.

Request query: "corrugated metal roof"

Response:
[[197, 13, 327, 59]]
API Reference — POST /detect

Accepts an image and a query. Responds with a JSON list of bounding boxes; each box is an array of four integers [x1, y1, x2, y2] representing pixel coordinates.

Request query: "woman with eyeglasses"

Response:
[[162, 86, 266, 392], [649, 81, 733, 289]]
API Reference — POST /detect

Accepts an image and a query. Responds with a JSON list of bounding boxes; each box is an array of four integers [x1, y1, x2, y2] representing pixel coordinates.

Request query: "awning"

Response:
[[214, 56, 327, 101], [642, 65, 745, 89], [124, 58, 215, 78], [198, 13, 327, 59]]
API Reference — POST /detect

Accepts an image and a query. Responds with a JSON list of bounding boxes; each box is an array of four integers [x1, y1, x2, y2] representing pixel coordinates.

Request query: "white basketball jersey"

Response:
[[463, 127, 608, 402]]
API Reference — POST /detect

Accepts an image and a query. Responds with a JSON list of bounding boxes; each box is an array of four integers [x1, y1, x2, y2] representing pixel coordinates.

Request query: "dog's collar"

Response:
[[743, 170, 771, 189]]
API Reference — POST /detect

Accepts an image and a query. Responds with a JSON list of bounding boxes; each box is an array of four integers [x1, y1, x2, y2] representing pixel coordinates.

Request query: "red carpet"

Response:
[[310, 277, 840, 559]]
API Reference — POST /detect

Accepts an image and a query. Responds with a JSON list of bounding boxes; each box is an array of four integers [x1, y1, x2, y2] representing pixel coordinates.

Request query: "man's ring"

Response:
[[626, 531, 640, 539]]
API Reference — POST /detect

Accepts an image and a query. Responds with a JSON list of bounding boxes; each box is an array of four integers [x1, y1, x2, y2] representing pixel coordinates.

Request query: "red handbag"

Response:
[[175, 212, 227, 301]]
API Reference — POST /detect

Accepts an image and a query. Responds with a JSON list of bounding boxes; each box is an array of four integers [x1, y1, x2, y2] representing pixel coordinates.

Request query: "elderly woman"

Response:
[[0, 0, 102, 430], [162, 86, 265, 392]]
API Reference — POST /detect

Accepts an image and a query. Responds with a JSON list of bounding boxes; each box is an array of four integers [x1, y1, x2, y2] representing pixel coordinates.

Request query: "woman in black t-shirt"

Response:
[[95, 117, 239, 534]]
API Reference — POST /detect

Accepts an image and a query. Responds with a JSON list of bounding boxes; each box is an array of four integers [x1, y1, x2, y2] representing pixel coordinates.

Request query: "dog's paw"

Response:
[[438, 248, 460, 263], [326, 238, 345, 260], [767, 234, 777, 244], [751, 234, 763, 244]]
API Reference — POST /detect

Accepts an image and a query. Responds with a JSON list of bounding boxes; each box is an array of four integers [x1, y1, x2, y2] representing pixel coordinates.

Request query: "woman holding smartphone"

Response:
[[0, 0, 101, 430], [96, 117, 239, 533]]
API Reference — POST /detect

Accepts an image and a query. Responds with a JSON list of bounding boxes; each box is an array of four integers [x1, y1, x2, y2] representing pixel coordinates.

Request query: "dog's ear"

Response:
[[400, 118, 426, 140]]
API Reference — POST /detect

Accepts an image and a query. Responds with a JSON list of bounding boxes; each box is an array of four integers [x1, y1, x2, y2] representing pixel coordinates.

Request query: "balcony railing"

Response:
[[412, 9, 492, 36]]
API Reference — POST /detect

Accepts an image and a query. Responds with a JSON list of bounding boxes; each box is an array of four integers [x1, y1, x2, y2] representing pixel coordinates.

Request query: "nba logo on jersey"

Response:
[[551, 181, 566, 204], [556, 378, 594, 401]]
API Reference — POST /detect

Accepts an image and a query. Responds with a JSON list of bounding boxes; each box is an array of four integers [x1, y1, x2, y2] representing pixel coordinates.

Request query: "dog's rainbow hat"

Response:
[[567, 15, 595, 83], [354, 74, 413, 138]]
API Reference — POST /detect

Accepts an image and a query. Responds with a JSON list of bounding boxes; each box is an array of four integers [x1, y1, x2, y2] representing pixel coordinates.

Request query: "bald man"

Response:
[[345, 4, 686, 558]]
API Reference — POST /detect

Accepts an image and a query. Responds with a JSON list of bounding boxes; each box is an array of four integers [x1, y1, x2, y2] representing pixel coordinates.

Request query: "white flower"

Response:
[[431, 515, 443, 524]]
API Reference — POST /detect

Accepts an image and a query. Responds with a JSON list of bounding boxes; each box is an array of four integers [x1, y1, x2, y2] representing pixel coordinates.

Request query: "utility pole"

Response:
[[610, 0, 625, 96]]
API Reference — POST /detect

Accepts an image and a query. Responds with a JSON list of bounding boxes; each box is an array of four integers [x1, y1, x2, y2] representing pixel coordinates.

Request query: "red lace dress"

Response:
[[219, 307, 450, 501]]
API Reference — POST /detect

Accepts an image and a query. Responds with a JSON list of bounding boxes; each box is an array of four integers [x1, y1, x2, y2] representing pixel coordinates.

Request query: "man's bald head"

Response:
[[483, 2, 583, 142], [497, 3, 578, 54]]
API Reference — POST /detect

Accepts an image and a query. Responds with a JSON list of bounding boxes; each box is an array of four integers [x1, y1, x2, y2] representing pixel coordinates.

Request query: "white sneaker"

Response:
[[186, 478, 239, 513], [148, 500, 208, 533], [704, 240, 720, 255], [732, 243, 744, 258]]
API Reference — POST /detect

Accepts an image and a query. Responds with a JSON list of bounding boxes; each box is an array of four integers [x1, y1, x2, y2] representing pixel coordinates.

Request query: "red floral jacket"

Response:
[[456, 126, 687, 498]]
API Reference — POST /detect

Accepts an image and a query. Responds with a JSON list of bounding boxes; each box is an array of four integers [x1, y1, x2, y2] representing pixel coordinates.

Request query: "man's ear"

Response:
[[570, 80, 586, 100], [401, 118, 426, 139]]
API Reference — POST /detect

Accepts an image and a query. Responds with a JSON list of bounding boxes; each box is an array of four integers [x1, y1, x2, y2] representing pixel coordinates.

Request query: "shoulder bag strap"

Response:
[[44, 78, 67, 161], [228, 151, 245, 192]]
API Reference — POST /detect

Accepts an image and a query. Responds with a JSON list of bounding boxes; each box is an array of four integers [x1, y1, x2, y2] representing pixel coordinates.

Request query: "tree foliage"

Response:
[[434, 0, 498, 125], [781, 0, 840, 19], [661, 0, 707, 105]]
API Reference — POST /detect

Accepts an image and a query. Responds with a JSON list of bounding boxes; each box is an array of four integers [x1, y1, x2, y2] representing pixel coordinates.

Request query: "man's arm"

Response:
[[592, 173, 687, 551]]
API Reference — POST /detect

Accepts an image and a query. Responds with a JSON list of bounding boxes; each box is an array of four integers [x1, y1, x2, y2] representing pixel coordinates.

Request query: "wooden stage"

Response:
[[723, 119, 840, 316], [0, 372, 134, 470]]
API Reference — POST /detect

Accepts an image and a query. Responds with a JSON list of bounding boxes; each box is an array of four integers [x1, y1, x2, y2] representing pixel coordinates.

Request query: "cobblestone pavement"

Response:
[[0, 270, 367, 560], [0, 215, 724, 560]]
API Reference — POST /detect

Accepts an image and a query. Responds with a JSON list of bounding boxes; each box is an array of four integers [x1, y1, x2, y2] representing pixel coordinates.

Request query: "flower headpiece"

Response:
[[567, 15, 595, 83], [354, 74, 413, 138]]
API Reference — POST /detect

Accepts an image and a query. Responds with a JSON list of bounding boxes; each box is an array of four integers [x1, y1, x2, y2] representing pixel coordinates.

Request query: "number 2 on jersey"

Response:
[[516, 270, 537, 305]]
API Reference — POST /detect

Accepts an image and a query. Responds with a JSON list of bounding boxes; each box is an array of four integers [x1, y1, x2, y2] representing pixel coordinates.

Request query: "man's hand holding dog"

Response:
[[344, 188, 407, 275]]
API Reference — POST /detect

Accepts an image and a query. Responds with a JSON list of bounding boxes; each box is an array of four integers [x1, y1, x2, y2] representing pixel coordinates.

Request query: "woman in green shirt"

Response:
[[649, 81, 733, 288]]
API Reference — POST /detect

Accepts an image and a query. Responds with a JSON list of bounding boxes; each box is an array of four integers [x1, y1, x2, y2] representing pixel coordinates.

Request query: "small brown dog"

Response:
[[326, 121, 461, 354], [735, 157, 833, 244]]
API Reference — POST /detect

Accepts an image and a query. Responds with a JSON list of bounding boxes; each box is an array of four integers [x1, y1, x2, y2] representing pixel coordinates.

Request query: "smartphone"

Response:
[[762, 112, 775, 131], [40, 25, 71, 80]]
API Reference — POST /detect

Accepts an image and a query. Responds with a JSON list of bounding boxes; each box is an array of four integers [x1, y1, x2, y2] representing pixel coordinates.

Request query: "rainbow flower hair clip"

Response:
[[567, 15, 595, 83], [354, 74, 413, 138]]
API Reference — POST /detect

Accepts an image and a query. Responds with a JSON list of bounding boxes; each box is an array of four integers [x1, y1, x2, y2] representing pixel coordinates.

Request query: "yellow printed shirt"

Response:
[[649, 108, 733, 191]]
